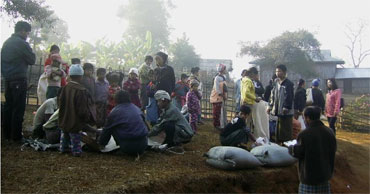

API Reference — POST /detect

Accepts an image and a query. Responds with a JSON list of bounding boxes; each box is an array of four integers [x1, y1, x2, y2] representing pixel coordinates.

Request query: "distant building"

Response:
[[250, 50, 345, 92], [335, 68, 370, 94]]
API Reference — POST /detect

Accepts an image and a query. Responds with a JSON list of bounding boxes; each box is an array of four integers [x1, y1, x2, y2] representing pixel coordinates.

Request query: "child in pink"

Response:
[[186, 80, 202, 133]]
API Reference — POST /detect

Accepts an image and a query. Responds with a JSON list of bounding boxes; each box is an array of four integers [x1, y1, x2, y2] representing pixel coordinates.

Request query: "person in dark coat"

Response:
[[153, 52, 176, 94], [99, 90, 148, 155], [263, 74, 277, 102], [1, 21, 36, 142], [267, 64, 294, 144], [294, 79, 306, 118], [289, 106, 336, 193], [310, 79, 325, 112]]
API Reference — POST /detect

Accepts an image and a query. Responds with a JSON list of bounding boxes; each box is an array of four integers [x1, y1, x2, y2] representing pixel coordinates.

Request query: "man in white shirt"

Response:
[[32, 96, 58, 139]]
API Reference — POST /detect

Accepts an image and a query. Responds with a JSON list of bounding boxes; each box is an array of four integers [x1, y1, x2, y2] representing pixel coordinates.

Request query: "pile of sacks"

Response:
[[204, 142, 297, 170]]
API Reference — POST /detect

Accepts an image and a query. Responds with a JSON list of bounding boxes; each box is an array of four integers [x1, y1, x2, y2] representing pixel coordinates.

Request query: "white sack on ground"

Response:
[[100, 136, 120, 152], [252, 101, 270, 140], [250, 144, 297, 167], [204, 146, 262, 170]]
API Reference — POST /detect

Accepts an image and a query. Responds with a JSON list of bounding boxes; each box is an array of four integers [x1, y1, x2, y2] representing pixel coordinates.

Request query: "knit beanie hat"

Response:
[[154, 90, 171, 101], [217, 63, 226, 72], [312, 79, 320, 87], [69, 64, 84, 76]]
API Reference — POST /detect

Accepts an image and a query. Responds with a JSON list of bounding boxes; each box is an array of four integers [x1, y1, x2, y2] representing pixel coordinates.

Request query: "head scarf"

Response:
[[217, 63, 226, 72], [129, 68, 139, 76], [154, 90, 171, 101], [69, 64, 84, 76]]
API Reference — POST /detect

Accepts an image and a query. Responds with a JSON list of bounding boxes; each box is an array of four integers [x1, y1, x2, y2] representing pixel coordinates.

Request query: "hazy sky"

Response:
[[1, 0, 370, 77]]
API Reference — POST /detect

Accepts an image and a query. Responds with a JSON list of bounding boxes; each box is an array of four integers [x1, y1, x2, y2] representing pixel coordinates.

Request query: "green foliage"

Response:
[[0, 0, 55, 25], [122, 31, 153, 68], [240, 30, 321, 77], [28, 15, 70, 58], [340, 94, 370, 132], [117, 0, 170, 51], [170, 33, 200, 72]]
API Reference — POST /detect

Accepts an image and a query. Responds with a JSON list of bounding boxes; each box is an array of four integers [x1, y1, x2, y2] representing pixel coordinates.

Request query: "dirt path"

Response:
[[1, 105, 369, 193]]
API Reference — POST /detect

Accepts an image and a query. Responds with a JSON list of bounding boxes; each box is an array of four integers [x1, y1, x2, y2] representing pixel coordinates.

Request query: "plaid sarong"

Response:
[[299, 182, 330, 194]]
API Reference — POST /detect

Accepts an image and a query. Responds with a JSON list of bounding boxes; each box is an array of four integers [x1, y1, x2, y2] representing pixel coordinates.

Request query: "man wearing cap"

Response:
[[310, 79, 325, 112], [148, 90, 194, 151], [1, 21, 35, 142], [58, 64, 96, 156]]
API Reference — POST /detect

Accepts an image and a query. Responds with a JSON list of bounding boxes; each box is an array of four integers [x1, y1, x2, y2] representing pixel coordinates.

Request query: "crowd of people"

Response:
[[2, 21, 340, 193]]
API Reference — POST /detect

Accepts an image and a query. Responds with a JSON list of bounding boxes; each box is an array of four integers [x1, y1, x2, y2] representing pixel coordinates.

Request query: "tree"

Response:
[[28, 15, 70, 58], [345, 19, 370, 68], [170, 33, 200, 73], [240, 30, 321, 76], [117, 0, 170, 51], [0, 0, 55, 25], [121, 31, 153, 68]]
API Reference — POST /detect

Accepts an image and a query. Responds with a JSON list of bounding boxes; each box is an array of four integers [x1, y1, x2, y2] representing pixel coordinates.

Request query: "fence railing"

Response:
[[200, 81, 237, 122], [339, 101, 370, 133]]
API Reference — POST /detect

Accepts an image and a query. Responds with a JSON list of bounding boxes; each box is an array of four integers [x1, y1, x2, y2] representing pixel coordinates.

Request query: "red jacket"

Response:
[[44, 56, 69, 86]]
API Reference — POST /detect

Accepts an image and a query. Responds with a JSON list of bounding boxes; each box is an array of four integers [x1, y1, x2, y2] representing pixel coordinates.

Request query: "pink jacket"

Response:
[[325, 89, 341, 117]]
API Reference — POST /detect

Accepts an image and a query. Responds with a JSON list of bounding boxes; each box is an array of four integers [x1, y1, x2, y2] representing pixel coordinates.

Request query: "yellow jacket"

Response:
[[240, 77, 256, 105]]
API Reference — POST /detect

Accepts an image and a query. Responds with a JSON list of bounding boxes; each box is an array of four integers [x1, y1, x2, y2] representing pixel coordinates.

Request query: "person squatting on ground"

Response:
[[45, 54, 66, 99], [123, 68, 141, 108], [1, 21, 36, 142], [173, 73, 190, 110], [99, 90, 148, 155], [31, 92, 59, 140], [220, 105, 256, 148], [95, 68, 109, 128], [210, 64, 228, 130], [138, 55, 153, 111], [58, 64, 96, 157], [267, 64, 294, 144], [148, 90, 194, 150], [325, 78, 342, 135], [289, 106, 336, 194], [186, 79, 202, 133]]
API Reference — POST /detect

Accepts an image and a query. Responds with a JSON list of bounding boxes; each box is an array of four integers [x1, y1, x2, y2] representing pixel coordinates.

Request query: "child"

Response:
[[220, 105, 256, 148], [186, 80, 202, 133], [58, 64, 96, 157], [172, 73, 190, 110], [146, 69, 159, 126], [148, 90, 194, 151], [45, 54, 66, 99], [123, 68, 141, 108], [95, 68, 109, 128], [106, 72, 122, 115], [81, 63, 95, 98]]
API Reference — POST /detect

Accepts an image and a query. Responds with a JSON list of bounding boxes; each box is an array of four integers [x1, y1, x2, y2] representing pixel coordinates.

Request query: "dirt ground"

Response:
[[1, 105, 369, 193]]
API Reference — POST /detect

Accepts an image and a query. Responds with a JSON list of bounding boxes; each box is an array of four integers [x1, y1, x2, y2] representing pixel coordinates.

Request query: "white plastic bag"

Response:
[[306, 88, 313, 105], [37, 72, 48, 104], [252, 101, 270, 140], [298, 115, 306, 130]]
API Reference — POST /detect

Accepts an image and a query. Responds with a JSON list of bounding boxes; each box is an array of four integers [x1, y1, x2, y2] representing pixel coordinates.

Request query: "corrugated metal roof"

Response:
[[335, 68, 370, 79]]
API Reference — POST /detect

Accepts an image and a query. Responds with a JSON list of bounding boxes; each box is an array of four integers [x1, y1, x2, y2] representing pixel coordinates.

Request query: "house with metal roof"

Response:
[[250, 50, 345, 91], [335, 68, 370, 94]]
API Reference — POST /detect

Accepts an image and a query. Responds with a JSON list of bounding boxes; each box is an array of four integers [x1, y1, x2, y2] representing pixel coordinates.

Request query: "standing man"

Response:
[[138, 55, 153, 111], [1, 21, 35, 142], [267, 64, 294, 144], [289, 106, 336, 193]]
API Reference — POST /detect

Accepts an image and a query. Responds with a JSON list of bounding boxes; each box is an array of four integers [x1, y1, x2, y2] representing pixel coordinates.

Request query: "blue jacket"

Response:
[[1, 34, 35, 81], [99, 103, 148, 145]]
